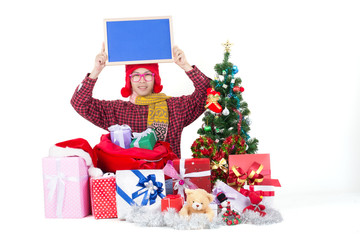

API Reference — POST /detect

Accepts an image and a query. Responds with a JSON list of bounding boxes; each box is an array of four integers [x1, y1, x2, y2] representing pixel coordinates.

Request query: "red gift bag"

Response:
[[93, 134, 177, 173]]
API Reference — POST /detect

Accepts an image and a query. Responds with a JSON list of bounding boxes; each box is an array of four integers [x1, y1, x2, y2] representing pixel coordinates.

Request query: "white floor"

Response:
[[6, 191, 360, 239]]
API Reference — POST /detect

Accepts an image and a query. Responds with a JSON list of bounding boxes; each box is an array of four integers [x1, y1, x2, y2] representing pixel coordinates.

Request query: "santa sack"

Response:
[[93, 134, 177, 173]]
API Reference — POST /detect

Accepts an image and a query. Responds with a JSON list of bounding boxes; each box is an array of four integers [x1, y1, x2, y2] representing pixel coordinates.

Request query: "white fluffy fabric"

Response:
[[125, 206, 224, 230], [49, 145, 93, 166], [241, 208, 283, 225], [88, 166, 104, 178], [125, 206, 282, 229]]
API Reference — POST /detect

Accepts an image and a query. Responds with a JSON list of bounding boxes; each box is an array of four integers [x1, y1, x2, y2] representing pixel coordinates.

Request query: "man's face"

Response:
[[130, 68, 155, 96]]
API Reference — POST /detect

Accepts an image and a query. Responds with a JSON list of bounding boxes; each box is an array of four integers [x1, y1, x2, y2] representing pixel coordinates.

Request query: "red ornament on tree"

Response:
[[233, 86, 244, 93], [205, 88, 223, 113]]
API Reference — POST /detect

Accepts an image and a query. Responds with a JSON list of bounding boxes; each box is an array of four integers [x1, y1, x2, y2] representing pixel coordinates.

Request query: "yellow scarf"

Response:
[[135, 93, 171, 141]]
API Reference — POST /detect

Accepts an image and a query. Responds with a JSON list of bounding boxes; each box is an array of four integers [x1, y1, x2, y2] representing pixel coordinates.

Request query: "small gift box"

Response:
[[90, 175, 117, 219], [209, 202, 218, 216], [161, 194, 184, 212], [108, 124, 132, 149], [130, 128, 157, 150], [163, 158, 211, 199], [116, 169, 166, 219], [228, 154, 281, 188], [42, 157, 90, 218]]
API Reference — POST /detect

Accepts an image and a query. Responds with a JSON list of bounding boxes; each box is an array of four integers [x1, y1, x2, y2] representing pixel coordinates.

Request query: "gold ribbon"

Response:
[[205, 93, 221, 110], [228, 166, 247, 191], [211, 158, 228, 173], [227, 162, 265, 191], [248, 163, 264, 181]]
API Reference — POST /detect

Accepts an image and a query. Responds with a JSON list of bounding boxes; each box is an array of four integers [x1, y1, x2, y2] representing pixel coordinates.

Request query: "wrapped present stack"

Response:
[[42, 140, 282, 227], [42, 136, 282, 226]]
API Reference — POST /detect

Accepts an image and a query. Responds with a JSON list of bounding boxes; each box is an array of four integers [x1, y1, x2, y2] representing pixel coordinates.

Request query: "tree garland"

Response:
[[217, 134, 247, 160], [190, 136, 216, 158]]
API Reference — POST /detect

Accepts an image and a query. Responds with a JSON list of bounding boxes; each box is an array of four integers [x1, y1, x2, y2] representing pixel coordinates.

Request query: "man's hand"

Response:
[[89, 43, 108, 79], [173, 46, 193, 72]]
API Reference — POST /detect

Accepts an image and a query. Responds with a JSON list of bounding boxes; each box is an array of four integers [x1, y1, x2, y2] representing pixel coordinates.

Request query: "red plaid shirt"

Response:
[[71, 66, 210, 158]]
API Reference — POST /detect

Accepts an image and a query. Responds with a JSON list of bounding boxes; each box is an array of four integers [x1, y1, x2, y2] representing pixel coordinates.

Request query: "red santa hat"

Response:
[[49, 138, 103, 177], [121, 63, 163, 98]]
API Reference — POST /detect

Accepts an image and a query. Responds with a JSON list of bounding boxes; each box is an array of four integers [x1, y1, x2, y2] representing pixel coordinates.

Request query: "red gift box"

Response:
[[166, 158, 211, 197], [161, 194, 184, 212], [90, 176, 117, 219], [228, 154, 281, 188]]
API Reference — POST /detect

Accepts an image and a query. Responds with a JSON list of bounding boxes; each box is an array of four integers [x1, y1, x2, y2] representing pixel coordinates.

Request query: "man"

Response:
[[71, 44, 210, 159]]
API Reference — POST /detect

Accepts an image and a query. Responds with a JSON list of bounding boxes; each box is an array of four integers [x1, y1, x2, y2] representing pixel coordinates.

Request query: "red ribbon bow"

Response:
[[241, 185, 274, 197], [227, 162, 264, 191]]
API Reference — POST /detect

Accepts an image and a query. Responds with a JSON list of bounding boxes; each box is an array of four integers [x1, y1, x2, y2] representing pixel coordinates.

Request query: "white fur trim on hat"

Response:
[[49, 145, 93, 166], [88, 166, 104, 178]]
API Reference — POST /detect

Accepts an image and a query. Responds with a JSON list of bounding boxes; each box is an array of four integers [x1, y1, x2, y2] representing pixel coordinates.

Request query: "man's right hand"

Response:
[[89, 43, 108, 79]]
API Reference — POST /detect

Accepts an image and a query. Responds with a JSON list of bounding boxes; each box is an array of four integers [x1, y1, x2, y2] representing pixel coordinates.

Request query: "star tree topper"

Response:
[[222, 40, 233, 52]]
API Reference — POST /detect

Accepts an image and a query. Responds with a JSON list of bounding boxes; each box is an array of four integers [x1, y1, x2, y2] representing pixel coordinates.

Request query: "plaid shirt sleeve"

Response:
[[70, 74, 121, 130]]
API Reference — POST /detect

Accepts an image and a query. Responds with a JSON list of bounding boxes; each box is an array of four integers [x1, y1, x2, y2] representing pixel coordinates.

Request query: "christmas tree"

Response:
[[191, 41, 259, 183]]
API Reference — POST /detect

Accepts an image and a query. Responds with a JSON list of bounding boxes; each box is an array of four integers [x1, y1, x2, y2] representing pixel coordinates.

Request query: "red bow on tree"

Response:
[[205, 88, 222, 113]]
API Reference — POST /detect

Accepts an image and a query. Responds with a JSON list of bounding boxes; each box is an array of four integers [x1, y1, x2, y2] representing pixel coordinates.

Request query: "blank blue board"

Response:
[[104, 16, 174, 65]]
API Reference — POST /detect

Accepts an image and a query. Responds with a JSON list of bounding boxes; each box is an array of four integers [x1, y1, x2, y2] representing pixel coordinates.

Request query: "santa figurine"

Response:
[[242, 191, 266, 217]]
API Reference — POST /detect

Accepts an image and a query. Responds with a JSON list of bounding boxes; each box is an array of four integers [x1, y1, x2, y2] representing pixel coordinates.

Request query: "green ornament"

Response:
[[204, 125, 212, 132], [222, 70, 227, 75]]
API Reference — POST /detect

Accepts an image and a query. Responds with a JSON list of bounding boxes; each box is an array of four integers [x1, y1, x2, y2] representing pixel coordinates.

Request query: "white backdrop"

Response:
[[1, 0, 359, 238]]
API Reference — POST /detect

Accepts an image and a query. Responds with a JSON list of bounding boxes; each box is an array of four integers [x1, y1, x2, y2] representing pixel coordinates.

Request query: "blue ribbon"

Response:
[[214, 80, 222, 89], [131, 170, 165, 206], [116, 184, 136, 206], [116, 170, 165, 207]]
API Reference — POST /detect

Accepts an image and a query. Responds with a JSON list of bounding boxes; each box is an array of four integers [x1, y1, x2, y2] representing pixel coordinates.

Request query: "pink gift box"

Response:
[[42, 157, 90, 218]]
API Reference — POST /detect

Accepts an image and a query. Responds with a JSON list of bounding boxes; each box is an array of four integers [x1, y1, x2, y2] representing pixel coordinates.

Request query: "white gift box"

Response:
[[209, 202, 218, 216], [116, 169, 166, 219]]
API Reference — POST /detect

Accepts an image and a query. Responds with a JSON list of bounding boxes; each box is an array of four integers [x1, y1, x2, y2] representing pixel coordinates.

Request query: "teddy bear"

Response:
[[179, 188, 214, 221]]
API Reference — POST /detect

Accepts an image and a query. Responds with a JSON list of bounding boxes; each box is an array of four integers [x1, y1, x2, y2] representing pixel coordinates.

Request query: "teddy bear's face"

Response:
[[186, 189, 213, 212]]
